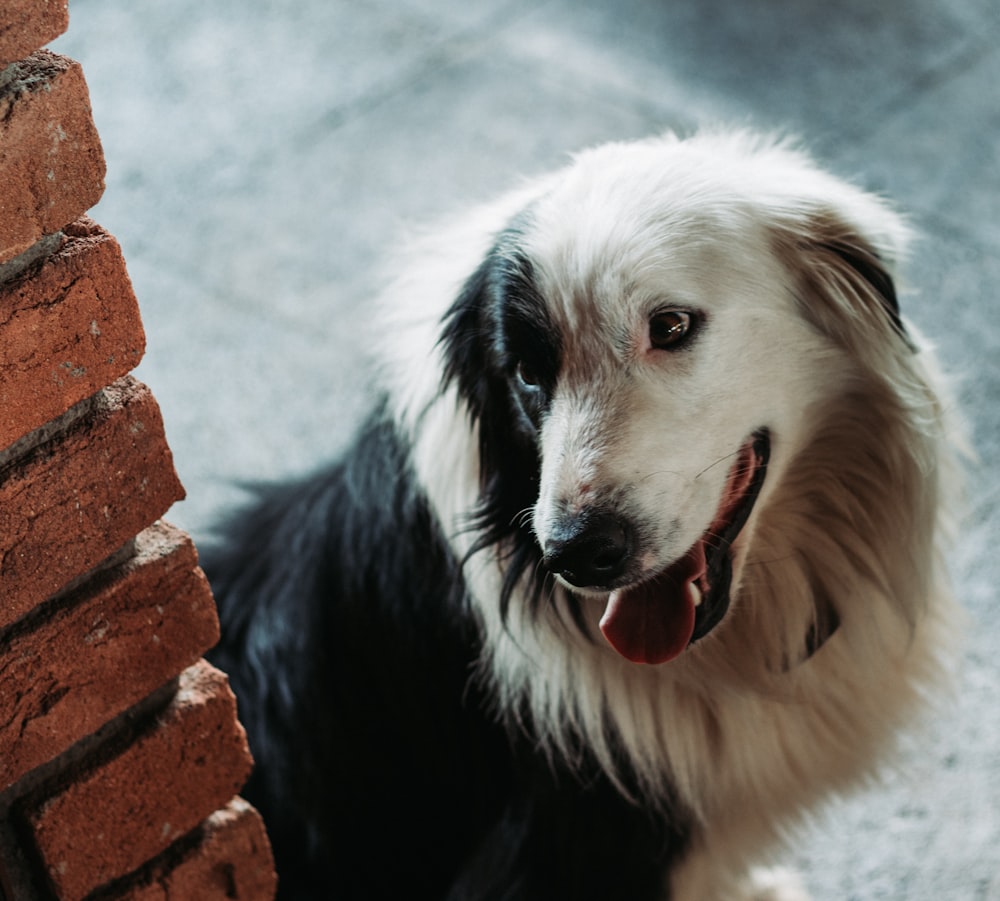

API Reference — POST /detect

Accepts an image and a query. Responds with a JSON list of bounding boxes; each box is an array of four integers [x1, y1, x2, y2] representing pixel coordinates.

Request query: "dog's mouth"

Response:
[[599, 430, 771, 665]]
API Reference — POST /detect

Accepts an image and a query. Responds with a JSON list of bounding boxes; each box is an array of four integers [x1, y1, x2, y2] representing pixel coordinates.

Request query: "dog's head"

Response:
[[438, 131, 914, 666]]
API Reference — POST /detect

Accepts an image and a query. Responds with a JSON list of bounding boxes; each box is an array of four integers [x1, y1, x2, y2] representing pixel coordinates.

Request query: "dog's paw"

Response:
[[738, 866, 811, 901]]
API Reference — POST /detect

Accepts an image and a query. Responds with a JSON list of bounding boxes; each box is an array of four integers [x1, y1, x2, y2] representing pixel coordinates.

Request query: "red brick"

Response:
[[0, 0, 69, 64], [0, 522, 219, 791], [0, 50, 105, 262], [0, 376, 185, 629], [107, 798, 277, 901], [0, 217, 146, 448], [27, 661, 254, 901]]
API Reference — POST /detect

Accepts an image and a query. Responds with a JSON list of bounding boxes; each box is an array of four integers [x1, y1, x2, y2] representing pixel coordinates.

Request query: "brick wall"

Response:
[[0, 5, 277, 899]]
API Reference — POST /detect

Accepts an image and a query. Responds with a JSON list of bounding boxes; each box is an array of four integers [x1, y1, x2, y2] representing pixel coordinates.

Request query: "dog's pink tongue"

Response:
[[599, 545, 704, 665]]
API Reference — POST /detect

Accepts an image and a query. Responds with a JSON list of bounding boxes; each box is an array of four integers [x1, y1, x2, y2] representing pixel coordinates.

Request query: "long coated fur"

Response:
[[206, 130, 962, 900]]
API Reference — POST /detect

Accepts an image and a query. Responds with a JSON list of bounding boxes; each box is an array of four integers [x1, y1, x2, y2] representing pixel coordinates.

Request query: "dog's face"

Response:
[[440, 134, 907, 665]]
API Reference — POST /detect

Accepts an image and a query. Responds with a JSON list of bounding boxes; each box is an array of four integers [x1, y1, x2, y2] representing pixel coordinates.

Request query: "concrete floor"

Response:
[[55, 0, 999, 897]]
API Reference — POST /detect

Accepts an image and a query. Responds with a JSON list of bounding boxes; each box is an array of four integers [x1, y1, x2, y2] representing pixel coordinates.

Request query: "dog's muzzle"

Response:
[[540, 430, 771, 664]]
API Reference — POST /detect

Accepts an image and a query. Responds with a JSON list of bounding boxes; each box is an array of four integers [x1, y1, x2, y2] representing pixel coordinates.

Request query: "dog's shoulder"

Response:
[[204, 402, 476, 665]]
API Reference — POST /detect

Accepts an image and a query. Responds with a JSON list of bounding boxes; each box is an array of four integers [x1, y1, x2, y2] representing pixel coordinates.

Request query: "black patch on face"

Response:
[[438, 224, 566, 622]]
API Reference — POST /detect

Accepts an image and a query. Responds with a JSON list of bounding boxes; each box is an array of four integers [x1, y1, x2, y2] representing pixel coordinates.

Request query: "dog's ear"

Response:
[[438, 240, 539, 483], [439, 251, 496, 420], [439, 229, 553, 423], [778, 211, 916, 354], [437, 238, 554, 615]]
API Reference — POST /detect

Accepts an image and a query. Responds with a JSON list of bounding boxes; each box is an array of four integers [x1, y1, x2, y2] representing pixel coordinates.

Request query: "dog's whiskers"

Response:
[[694, 448, 741, 481], [512, 505, 536, 530], [639, 468, 683, 486]]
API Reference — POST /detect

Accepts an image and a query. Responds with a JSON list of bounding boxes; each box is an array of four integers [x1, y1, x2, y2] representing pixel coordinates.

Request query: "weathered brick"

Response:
[[105, 798, 277, 901], [0, 522, 219, 791], [0, 217, 146, 448], [0, 50, 105, 262], [0, 376, 185, 629], [0, 0, 69, 64], [26, 661, 254, 901]]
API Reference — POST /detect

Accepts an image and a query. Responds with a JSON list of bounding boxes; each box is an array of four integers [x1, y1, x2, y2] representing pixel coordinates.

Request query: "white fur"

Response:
[[376, 130, 962, 899]]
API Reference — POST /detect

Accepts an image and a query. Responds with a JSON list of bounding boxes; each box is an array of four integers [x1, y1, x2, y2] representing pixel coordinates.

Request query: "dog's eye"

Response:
[[513, 360, 549, 428], [515, 361, 541, 390], [649, 310, 695, 350]]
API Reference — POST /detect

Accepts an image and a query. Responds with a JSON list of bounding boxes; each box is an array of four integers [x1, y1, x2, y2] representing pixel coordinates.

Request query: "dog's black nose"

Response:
[[543, 511, 631, 588]]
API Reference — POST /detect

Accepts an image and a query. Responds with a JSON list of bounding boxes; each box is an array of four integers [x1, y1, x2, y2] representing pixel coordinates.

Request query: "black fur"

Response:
[[438, 229, 561, 622], [205, 404, 692, 899]]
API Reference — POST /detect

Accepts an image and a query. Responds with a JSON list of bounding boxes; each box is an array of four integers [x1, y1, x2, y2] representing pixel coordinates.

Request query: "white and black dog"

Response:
[[206, 131, 962, 900]]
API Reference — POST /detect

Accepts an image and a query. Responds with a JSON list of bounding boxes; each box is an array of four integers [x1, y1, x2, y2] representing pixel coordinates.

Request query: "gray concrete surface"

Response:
[[54, 0, 999, 897]]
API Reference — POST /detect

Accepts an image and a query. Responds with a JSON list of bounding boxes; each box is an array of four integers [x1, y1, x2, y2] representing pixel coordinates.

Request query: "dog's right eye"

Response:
[[515, 361, 541, 391], [512, 360, 549, 428]]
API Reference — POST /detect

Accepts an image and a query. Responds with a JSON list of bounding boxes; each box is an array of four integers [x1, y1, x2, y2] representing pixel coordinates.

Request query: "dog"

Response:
[[205, 130, 962, 900]]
